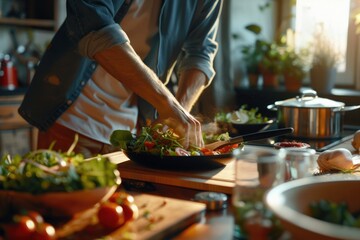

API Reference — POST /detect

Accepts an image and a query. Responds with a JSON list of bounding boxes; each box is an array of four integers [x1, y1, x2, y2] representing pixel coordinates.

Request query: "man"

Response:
[[19, 0, 222, 157]]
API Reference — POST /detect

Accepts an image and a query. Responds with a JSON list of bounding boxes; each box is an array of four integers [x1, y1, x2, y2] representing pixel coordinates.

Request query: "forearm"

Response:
[[94, 42, 203, 147], [93, 42, 184, 119], [175, 69, 208, 112]]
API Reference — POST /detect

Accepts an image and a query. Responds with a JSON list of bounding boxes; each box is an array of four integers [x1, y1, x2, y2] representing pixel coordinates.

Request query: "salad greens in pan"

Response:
[[110, 123, 239, 157]]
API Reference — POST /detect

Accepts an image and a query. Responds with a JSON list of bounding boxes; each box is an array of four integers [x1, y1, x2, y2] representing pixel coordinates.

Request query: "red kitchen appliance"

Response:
[[0, 54, 18, 90]]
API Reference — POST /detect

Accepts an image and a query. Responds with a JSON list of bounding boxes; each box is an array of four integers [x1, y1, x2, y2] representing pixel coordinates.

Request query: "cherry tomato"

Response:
[[109, 192, 139, 222], [121, 203, 139, 222], [26, 211, 44, 225], [6, 215, 36, 240], [97, 202, 125, 229], [32, 223, 56, 240], [109, 192, 135, 205]]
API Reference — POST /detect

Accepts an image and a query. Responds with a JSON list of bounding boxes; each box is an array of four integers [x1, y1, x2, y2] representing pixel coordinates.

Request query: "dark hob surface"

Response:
[[248, 125, 358, 152]]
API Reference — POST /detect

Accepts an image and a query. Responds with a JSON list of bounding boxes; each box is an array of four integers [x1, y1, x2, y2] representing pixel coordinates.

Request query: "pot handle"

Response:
[[332, 105, 360, 112], [267, 104, 278, 111]]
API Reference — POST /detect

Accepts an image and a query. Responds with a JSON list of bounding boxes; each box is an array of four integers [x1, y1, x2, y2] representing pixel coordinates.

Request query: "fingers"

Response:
[[161, 116, 204, 149], [181, 118, 204, 149]]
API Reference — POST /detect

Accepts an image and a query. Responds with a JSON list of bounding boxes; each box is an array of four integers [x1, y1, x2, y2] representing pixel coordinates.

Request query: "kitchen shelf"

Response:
[[0, 17, 55, 30], [0, 0, 65, 31]]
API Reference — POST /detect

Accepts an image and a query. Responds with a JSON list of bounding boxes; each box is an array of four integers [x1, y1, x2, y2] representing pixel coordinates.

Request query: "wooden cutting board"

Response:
[[56, 193, 206, 240], [107, 151, 236, 194]]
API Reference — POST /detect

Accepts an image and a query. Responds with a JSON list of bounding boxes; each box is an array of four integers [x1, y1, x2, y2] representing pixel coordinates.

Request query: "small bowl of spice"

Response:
[[273, 141, 310, 149]]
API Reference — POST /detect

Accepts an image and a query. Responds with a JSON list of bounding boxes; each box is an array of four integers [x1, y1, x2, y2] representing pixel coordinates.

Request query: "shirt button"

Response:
[[81, 81, 85, 86], [91, 63, 96, 69]]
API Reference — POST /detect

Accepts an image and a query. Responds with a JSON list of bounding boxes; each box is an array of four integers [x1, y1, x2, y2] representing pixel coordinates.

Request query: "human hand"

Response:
[[156, 111, 204, 149]]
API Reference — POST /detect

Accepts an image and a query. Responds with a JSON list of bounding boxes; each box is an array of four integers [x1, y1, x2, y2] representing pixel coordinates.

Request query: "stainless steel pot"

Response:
[[267, 90, 360, 139]]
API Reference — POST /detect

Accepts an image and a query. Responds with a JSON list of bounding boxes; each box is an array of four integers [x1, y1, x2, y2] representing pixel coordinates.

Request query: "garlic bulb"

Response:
[[317, 148, 353, 172], [352, 130, 360, 152]]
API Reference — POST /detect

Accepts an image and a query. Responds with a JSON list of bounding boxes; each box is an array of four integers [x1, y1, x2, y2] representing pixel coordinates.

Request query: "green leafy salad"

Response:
[[110, 123, 234, 157], [111, 123, 201, 157], [0, 144, 120, 194], [215, 105, 269, 124]]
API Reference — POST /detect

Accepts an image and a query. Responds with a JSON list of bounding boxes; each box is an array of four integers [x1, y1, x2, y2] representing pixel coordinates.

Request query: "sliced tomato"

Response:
[[200, 148, 215, 156], [144, 141, 155, 150], [216, 144, 239, 154]]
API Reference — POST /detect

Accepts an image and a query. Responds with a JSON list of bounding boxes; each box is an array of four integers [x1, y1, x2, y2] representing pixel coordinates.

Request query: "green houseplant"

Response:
[[241, 24, 284, 88], [281, 47, 309, 92], [258, 41, 284, 87], [241, 24, 263, 87]]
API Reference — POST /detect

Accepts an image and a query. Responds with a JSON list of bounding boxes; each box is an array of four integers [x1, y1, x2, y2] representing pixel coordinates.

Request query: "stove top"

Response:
[[248, 125, 358, 152]]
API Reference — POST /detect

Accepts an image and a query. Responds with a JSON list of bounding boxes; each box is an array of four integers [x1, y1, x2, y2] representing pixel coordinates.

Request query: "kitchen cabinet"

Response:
[[0, 91, 37, 156], [0, 0, 65, 31]]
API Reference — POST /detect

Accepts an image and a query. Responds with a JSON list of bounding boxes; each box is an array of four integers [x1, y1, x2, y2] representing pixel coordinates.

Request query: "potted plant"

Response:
[[309, 30, 341, 93], [241, 24, 263, 87], [258, 41, 284, 88], [281, 47, 309, 92], [242, 39, 268, 87], [241, 24, 283, 88]]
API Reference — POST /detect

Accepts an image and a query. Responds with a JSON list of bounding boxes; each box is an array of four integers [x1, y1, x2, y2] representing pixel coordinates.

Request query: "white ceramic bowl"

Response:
[[265, 174, 360, 240]]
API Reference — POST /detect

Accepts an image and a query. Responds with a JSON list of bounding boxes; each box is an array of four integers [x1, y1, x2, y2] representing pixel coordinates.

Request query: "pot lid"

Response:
[[275, 90, 344, 108]]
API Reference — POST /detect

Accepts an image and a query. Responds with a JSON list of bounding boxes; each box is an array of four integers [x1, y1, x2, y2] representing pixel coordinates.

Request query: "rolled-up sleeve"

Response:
[[79, 24, 129, 59], [65, 0, 130, 59], [178, 0, 222, 87]]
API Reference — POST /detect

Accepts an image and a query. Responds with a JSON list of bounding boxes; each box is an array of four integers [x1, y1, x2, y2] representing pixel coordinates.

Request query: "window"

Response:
[[294, 0, 359, 89]]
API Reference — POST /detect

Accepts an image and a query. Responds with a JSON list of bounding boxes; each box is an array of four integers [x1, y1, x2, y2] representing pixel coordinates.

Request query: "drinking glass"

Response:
[[281, 148, 317, 181], [232, 146, 286, 240]]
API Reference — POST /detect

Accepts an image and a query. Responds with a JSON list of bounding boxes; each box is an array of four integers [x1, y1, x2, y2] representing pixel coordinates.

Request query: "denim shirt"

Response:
[[19, 0, 222, 131]]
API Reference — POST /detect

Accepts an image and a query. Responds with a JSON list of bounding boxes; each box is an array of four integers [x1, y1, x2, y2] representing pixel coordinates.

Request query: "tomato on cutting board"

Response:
[[32, 223, 56, 240], [108, 192, 139, 222], [97, 202, 125, 230], [6, 215, 36, 240], [4, 211, 56, 240]]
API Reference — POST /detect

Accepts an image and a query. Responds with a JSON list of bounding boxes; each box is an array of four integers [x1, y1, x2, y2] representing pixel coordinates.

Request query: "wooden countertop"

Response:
[[35, 135, 358, 240], [104, 136, 359, 240], [107, 134, 359, 195]]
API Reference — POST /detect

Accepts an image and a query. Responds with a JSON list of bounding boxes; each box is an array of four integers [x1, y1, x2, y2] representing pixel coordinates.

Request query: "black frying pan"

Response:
[[123, 150, 233, 170], [124, 127, 294, 170]]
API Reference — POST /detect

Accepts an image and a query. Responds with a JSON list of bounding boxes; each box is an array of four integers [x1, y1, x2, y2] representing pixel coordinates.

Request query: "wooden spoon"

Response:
[[205, 127, 294, 151]]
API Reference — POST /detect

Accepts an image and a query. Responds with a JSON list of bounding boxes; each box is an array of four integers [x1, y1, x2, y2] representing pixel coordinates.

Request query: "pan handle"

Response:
[[230, 127, 294, 144], [267, 104, 278, 111], [332, 105, 360, 112]]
